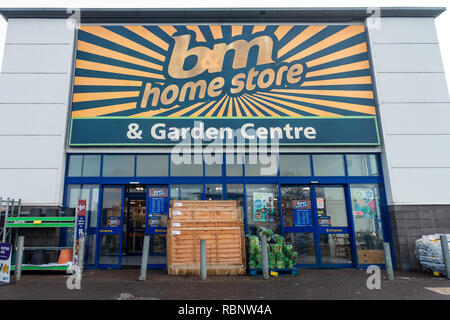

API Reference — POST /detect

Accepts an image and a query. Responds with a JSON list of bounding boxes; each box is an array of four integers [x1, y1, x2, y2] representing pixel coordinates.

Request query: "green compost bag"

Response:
[[248, 236, 259, 246], [276, 259, 285, 269], [273, 234, 284, 244], [287, 259, 295, 269], [249, 242, 262, 255], [284, 244, 293, 256], [272, 243, 283, 255]]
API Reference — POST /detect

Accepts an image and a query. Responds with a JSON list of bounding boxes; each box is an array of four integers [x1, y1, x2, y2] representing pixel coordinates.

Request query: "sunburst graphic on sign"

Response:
[[71, 24, 375, 119]]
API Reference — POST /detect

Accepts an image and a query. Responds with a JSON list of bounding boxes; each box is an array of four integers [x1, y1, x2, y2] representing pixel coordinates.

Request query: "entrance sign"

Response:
[[69, 24, 379, 146], [0, 243, 12, 283]]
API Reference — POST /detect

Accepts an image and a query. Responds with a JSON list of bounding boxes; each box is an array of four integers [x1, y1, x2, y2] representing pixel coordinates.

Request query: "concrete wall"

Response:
[[0, 19, 75, 206], [368, 17, 450, 270]]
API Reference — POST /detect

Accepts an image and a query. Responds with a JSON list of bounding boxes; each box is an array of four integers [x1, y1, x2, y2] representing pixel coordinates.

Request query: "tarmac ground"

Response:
[[0, 268, 450, 300]]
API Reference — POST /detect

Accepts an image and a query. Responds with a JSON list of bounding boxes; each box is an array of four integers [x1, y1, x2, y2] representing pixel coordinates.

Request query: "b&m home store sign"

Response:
[[69, 24, 380, 146]]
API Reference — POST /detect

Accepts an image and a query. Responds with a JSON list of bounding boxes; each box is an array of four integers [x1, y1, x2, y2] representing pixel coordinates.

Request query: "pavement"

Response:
[[1, 268, 450, 300]]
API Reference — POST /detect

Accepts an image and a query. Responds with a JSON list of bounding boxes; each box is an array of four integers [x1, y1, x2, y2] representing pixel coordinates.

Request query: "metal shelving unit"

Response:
[[1, 197, 76, 271]]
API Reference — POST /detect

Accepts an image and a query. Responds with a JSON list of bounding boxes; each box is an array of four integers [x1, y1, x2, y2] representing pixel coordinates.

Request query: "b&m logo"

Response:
[[71, 24, 376, 119], [152, 189, 166, 197], [140, 30, 307, 109], [295, 201, 309, 209]]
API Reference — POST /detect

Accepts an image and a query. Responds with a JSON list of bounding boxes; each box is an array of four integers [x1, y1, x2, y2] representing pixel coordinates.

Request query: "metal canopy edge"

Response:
[[0, 7, 446, 22]]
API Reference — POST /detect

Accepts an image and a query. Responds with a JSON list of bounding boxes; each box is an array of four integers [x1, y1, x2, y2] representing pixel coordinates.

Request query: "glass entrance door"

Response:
[[125, 198, 146, 256], [281, 185, 354, 267], [98, 186, 124, 268], [315, 186, 353, 266]]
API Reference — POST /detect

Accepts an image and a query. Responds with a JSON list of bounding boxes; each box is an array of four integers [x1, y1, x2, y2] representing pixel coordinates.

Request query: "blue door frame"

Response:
[[94, 185, 125, 269], [281, 184, 357, 268], [63, 153, 396, 270]]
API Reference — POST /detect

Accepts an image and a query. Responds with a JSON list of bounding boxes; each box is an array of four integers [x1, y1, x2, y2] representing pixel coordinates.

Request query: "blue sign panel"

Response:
[[294, 209, 313, 227], [149, 197, 168, 214], [70, 117, 379, 145]]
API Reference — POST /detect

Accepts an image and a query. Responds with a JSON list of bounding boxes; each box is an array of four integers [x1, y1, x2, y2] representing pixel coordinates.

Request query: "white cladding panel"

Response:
[[369, 17, 450, 205], [0, 74, 70, 103], [379, 103, 450, 135], [369, 17, 439, 44], [0, 136, 63, 169], [371, 44, 445, 73], [0, 19, 75, 206], [390, 168, 450, 205], [2, 44, 74, 73], [0, 169, 60, 205], [385, 135, 450, 168], [375, 73, 450, 103], [5, 18, 74, 44], [0, 104, 66, 135]]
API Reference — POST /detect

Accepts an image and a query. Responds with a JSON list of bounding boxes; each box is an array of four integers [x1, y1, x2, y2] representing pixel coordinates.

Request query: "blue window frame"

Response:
[[63, 152, 394, 270]]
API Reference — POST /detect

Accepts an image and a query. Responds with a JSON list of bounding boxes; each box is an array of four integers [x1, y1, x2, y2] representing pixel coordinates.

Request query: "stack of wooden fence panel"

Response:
[[167, 200, 246, 276]]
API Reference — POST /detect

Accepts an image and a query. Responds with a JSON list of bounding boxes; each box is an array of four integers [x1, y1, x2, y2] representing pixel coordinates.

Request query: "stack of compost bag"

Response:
[[415, 234, 450, 275], [247, 227, 297, 270]]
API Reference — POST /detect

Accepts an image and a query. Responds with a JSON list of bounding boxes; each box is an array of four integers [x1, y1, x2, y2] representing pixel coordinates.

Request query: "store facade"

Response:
[[1, 8, 449, 271]]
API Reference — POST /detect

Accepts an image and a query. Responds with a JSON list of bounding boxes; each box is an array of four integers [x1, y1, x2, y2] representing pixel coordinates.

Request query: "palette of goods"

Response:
[[247, 227, 298, 275], [415, 234, 450, 276], [166, 200, 246, 276]]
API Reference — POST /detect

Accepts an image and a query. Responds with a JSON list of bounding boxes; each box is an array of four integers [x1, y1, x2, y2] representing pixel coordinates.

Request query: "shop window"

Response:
[[68, 155, 100, 177], [350, 184, 385, 265], [312, 154, 345, 176], [246, 184, 279, 235], [346, 154, 379, 176], [136, 155, 169, 176], [148, 234, 167, 265], [225, 154, 243, 176], [204, 153, 222, 176], [66, 184, 99, 229], [320, 233, 352, 265], [227, 184, 244, 223], [205, 184, 223, 200], [281, 186, 311, 227], [279, 155, 311, 176], [170, 154, 203, 176], [245, 154, 277, 176], [87, 234, 96, 265], [102, 155, 135, 177], [101, 187, 122, 228], [170, 184, 203, 200], [205, 163, 222, 176], [284, 232, 315, 264], [315, 187, 348, 227], [99, 234, 120, 265], [68, 155, 82, 177]]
